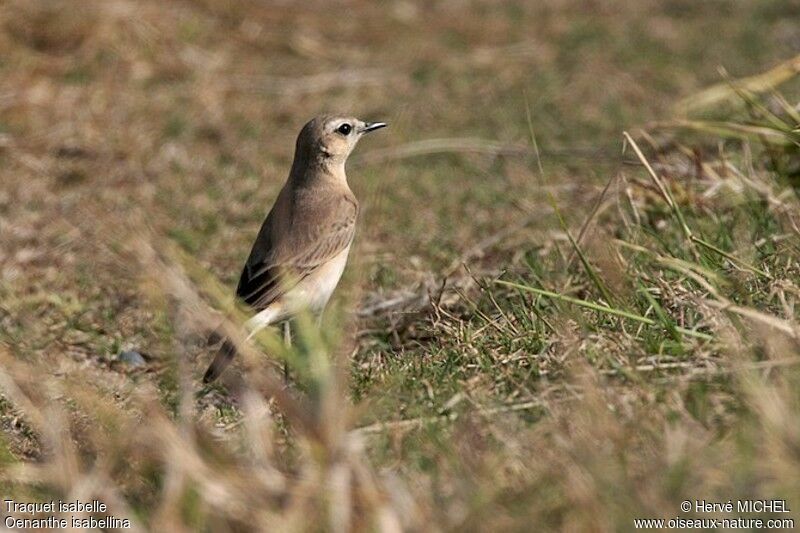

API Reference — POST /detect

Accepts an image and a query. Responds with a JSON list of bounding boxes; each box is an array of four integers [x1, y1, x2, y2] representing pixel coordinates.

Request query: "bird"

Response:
[[203, 115, 387, 383]]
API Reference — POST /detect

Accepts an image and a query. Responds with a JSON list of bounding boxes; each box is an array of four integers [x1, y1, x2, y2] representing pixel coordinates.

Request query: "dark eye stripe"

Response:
[[337, 123, 352, 135]]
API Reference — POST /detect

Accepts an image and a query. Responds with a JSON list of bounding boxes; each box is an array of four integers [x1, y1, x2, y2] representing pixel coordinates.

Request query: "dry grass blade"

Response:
[[654, 119, 799, 146], [704, 299, 800, 340], [623, 131, 698, 253], [675, 53, 800, 115]]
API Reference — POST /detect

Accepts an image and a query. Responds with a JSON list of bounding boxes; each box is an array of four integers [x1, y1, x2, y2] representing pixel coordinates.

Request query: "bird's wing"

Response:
[[236, 192, 357, 311]]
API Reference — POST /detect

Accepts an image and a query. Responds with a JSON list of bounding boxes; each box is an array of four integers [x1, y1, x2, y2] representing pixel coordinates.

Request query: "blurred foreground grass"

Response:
[[1, 0, 800, 530]]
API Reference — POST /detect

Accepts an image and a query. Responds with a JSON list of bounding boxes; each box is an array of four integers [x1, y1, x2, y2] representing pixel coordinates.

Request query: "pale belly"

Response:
[[244, 245, 351, 336]]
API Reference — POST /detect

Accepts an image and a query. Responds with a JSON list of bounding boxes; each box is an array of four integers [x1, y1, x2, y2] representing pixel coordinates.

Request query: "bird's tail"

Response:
[[203, 333, 237, 383], [203, 305, 282, 383]]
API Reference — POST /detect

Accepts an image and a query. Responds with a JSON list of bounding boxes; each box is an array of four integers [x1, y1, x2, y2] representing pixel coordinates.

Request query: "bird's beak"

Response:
[[361, 122, 387, 134]]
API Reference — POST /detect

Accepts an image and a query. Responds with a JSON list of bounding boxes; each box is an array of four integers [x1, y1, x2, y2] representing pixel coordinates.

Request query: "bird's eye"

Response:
[[337, 123, 352, 135]]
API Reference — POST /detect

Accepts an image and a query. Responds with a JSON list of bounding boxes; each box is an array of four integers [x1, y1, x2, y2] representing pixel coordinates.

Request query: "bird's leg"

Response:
[[282, 320, 292, 383], [283, 320, 292, 345]]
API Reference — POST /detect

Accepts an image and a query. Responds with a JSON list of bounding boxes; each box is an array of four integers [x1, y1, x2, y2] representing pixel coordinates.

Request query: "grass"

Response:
[[2, 0, 800, 530]]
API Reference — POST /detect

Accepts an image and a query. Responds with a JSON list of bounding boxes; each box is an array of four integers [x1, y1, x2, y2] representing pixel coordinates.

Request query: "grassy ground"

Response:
[[1, 0, 800, 530]]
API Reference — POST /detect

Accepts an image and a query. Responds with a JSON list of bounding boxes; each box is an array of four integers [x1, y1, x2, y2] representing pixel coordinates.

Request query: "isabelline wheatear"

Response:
[[203, 115, 387, 383]]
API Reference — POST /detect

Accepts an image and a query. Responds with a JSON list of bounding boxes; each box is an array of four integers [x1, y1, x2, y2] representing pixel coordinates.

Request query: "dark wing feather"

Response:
[[236, 263, 284, 308]]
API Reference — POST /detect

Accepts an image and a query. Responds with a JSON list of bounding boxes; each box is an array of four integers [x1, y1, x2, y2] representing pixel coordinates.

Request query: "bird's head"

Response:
[[295, 115, 387, 166]]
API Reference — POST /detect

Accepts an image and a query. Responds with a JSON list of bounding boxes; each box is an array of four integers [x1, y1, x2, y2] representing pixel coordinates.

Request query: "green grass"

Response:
[[1, 0, 800, 530]]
